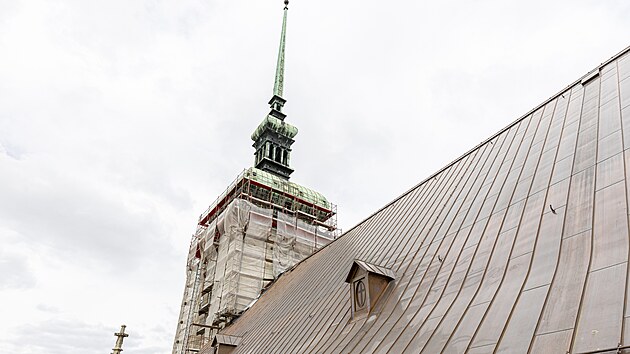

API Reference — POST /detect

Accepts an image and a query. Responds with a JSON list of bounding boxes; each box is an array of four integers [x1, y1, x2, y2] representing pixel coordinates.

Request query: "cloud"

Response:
[[1, 318, 163, 354], [1, 319, 111, 354], [36, 304, 60, 314], [0, 148, 178, 272], [0, 251, 36, 290]]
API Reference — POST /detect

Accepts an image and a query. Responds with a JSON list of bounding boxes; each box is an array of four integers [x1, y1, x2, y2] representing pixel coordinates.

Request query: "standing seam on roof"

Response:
[[435, 106, 548, 353], [496, 84, 580, 354], [359, 145, 485, 352], [454, 99, 559, 353], [257, 173, 435, 353], [400, 119, 532, 352], [324, 152, 474, 354], [484, 85, 573, 353], [568, 74, 602, 353], [526, 81, 588, 352], [416, 119, 529, 353], [297, 181, 437, 353], [615, 57, 630, 348], [288, 183, 431, 353], [377, 136, 502, 352], [362, 137, 498, 353]]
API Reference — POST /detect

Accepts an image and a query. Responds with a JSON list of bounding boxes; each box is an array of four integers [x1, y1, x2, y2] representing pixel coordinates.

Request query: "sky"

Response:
[[0, 0, 629, 352]]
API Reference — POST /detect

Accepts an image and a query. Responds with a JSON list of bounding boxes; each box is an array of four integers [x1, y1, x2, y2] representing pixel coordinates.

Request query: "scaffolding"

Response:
[[173, 167, 339, 354], [197, 167, 338, 232], [173, 192, 338, 354], [172, 234, 204, 353]]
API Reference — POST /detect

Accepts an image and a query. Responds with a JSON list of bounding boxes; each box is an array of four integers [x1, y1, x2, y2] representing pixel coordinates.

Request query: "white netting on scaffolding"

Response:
[[207, 199, 275, 322], [178, 198, 336, 338], [274, 210, 336, 276], [172, 227, 205, 354]]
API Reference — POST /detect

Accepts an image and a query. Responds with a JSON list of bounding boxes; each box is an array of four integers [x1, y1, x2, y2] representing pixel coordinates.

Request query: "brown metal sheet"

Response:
[[599, 99, 621, 138], [470, 228, 518, 306], [621, 110, 630, 152], [536, 230, 590, 334], [597, 130, 623, 163], [466, 343, 494, 354], [600, 77, 620, 109], [592, 181, 629, 271], [401, 316, 439, 352], [468, 253, 530, 349], [563, 166, 596, 238], [510, 191, 546, 259], [556, 121, 580, 159], [511, 175, 534, 204], [573, 135, 597, 174], [494, 285, 549, 354], [620, 54, 630, 80], [530, 150, 558, 194], [550, 155, 574, 185], [530, 329, 573, 354], [620, 77, 630, 108], [421, 271, 484, 352], [596, 152, 624, 190], [523, 206, 565, 290], [441, 302, 490, 353], [546, 177, 571, 210], [573, 262, 626, 353]]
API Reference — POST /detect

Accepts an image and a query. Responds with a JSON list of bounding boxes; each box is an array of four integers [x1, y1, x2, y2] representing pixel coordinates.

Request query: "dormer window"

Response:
[[345, 260, 395, 320], [354, 277, 367, 309]]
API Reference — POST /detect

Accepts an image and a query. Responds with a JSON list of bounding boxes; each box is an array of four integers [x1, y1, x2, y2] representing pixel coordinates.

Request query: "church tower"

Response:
[[252, 0, 296, 179], [172, 2, 338, 353]]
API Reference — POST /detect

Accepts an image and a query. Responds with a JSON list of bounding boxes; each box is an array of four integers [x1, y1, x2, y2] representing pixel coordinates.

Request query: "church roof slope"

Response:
[[215, 46, 630, 354]]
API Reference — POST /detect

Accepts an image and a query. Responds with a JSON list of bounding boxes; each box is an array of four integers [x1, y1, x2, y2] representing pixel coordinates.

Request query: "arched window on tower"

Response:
[[275, 147, 282, 163], [257, 148, 263, 164]]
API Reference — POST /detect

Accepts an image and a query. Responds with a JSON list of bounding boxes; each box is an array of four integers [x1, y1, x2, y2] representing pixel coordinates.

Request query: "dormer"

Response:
[[345, 260, 395, 320], [209, 334, 242, 354]]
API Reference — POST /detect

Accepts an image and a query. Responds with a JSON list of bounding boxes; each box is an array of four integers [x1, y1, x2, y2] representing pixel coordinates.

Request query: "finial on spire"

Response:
[[284, 0, 289, 10]]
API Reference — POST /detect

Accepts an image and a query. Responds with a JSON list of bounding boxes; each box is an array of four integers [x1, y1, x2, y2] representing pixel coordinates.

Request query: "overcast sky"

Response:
[[0, 0, 629, 353]]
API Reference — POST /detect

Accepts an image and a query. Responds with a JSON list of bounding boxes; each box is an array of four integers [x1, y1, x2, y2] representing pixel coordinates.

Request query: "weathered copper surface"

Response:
[[215, 46, 630, 353]]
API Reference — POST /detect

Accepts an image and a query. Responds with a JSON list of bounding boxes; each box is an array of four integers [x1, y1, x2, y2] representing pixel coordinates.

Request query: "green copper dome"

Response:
[[244, 167, 330, 210], [251, 114, 298, 142]]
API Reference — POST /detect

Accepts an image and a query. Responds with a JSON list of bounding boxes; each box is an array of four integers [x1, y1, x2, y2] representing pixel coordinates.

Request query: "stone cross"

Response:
[[112, 325, 129, 354]]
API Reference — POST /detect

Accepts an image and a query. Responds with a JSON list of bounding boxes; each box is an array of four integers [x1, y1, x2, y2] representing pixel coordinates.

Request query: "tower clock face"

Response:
[[355, 279, 366, 308]]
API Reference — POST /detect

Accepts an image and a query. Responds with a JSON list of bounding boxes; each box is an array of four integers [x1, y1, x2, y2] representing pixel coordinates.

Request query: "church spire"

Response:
[[251, 0, 298, 180], [273, 0, 289, 98], [268, 0, 289, 118]]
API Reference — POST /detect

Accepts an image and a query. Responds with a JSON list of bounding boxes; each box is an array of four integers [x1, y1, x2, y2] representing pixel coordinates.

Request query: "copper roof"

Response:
[[214, 46, 630, 353]]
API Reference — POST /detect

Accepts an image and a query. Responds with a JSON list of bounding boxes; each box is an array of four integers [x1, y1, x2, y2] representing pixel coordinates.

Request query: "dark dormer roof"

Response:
[[212, 334, 243, 347], [345, 260, 396, 283]]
